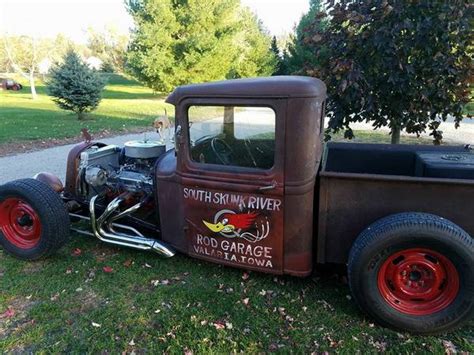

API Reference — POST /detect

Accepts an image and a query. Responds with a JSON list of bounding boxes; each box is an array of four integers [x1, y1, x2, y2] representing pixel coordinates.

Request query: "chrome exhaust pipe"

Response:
[[88, 195, 175, 258]]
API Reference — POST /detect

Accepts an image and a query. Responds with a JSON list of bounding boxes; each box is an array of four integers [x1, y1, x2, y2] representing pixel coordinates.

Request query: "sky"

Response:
[[0, 0, 309, 42]]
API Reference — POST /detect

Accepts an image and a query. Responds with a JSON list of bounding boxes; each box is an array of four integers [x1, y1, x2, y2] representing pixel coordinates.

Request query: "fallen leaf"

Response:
[[129, 339, 135, 346], [268, 343, 279, 351], [151, 279, 170, 286], [442, 340, 457, 354], [72, 248, 82, 256], [225, 322, 233, 330], [123, 259, 133, 267], [213, 321, 225, 330], [103, 266, 113, 273], [372, 341, 387, 351], [2, 308, 14, 318]]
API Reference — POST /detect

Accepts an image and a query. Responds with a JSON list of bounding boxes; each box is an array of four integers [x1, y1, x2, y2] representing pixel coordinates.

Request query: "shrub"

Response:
[[47, 51, 105, 120]]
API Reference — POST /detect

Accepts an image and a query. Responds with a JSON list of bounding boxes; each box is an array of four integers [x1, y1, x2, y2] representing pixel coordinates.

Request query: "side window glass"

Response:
[[188, 106, 275, 170]]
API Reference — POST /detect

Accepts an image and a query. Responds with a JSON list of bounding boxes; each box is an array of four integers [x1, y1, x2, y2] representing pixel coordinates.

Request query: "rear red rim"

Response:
[[377, 248, 459, 315], [0, 198, 42, 249]]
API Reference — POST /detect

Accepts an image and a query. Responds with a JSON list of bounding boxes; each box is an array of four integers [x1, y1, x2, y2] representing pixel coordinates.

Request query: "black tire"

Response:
[[0, 179, 70, 260], [348, 212, 473, 334]]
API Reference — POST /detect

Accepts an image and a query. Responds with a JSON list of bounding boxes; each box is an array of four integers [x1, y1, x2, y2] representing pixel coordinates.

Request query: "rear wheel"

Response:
[[0, 179, 70, 260], [348, 212, 473, 334]]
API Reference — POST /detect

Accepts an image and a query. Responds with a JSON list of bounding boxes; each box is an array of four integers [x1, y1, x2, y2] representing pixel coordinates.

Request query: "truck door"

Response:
[[178, 99, 286, 274]]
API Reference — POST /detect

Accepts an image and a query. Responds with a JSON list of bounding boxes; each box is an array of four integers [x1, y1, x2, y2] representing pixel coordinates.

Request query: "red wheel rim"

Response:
[[377, 248, 459, 315], [0, 198, 41, 249]]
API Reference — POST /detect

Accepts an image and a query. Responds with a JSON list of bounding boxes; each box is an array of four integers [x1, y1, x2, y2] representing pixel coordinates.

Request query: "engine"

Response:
[[67, 139, 175, 258], [77, 140, 166, 199]]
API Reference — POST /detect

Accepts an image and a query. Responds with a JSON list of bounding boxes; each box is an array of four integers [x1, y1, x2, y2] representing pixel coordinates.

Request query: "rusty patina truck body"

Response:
[[0, 77, 472, 334]]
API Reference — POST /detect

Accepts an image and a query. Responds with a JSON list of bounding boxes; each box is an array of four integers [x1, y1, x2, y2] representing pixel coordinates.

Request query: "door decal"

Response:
[[202, 210, 270, 243], [183, 187, 283, 271]]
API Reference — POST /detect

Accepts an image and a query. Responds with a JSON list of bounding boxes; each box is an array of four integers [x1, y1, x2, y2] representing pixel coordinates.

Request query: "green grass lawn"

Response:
[[0, 74, 172, 145], [1, 234, 472, 353], [330, 130, 434, 144]]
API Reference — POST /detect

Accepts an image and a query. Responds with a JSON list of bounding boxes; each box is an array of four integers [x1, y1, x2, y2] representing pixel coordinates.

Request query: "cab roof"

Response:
[[166, 76, 326, 105]]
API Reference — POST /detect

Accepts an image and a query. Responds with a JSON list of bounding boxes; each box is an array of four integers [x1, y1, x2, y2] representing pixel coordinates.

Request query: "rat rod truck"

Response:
[[0, 77, 472, 334]]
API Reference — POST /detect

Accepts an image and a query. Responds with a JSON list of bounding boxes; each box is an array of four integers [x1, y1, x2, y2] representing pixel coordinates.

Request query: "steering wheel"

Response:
[[211, 137, 234, 165], [243, 139, 258, 168]]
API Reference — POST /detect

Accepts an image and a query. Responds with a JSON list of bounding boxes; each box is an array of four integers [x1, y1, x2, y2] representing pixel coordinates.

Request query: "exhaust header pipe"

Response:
[[89, 195, 175, 258]]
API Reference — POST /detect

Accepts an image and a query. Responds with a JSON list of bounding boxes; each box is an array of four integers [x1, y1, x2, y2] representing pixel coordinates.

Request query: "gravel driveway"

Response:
[[0, 131, 157, 184]]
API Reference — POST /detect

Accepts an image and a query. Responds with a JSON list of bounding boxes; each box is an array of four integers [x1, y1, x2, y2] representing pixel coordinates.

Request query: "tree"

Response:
[[126, 0, 276, 92], [304, 0, 473, 144], [0, 38, 11, 73], [86, 26, 129, 72], [47, 51, 105, 120], [283, 0, 325, 75], [270, 36, 284, 75], [1, 36, 52, 99], [228, 8, 277, 79]]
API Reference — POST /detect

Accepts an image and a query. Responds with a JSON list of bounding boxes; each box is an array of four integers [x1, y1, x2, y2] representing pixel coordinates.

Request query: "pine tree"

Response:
[[284, 0, 325, 74], [270, 36, 283, 75], [47, 51, 105, 120], [126, 0, 276, 92]]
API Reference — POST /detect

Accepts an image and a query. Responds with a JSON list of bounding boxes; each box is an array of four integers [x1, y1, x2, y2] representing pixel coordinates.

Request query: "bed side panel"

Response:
[[317, 173, 474, 264]]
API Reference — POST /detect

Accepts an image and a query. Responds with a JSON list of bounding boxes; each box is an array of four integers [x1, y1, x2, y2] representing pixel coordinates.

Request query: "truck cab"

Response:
[[156, 76, 326, 276]]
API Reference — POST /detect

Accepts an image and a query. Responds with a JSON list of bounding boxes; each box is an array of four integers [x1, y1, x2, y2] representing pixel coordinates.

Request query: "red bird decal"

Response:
[[223, 212, 259, 230]]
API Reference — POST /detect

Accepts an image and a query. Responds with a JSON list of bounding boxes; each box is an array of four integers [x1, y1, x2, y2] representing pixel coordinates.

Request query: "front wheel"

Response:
[[0, 179, 70, 260], [348, 212, 473, 334]]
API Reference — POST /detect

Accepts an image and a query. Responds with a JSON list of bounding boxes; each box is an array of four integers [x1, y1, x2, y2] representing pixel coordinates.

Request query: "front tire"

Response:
[[348, 212, 473, 334], [0, 179, 70, 260]]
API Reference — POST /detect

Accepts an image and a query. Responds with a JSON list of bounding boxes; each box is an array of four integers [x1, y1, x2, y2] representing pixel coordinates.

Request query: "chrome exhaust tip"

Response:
[[151, 241, 175, 258]]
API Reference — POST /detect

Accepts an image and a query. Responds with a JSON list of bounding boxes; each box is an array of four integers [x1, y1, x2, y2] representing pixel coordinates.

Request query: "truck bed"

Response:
[[317, 142, 474, 264]]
